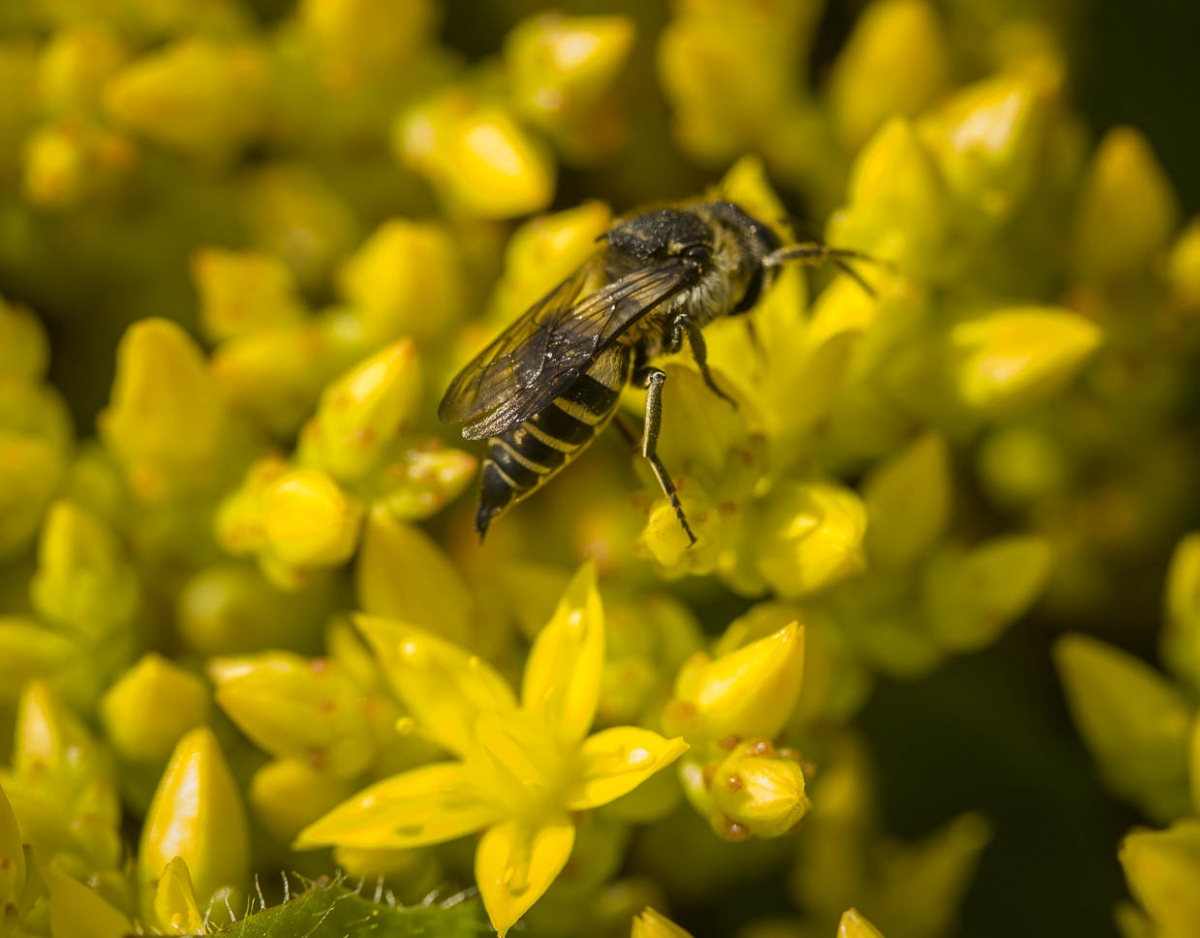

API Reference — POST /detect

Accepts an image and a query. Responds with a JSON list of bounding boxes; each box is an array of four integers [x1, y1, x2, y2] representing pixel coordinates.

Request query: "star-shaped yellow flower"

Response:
[[296, 563, 688, 935]]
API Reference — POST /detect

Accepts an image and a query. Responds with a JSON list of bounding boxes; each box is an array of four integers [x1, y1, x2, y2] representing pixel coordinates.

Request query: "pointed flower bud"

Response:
[[211, 651, 375, 778], [864, 433, 950, 567], [923, 536, 1053, 652], [0, 435, 66, 561], [191, 248, 306, 343], [99, 654, 210, 765], [30, 499, 139, 636], [709, 739, 810, 839], [1120, 821, 1200, 937], [337, 219, 465, 346], [138, 728, 249, 922], [837, 909, 886, 938], [1055, 634, 1192, 822], [1168, 219, 1200, 310], [397, 92, 555, 219], [299, 340, 422, 482], [152, 856, 205, 936], [103, 39, 266, 159], [950, 307, 1101, 416], [0, 296, 49, 380], [827, 117, 952, 279], [98, 318, 229, 501], [632, 907, 694, 938], [828, 0, 949, 151], [37, 23, 127, 116], [1070, 127, 1179, 282], [664, 623, 805, 744], [1162, 534, 1200, 697]]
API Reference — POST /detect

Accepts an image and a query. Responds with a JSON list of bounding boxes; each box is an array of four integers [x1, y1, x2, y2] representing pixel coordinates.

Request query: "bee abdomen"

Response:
[[476, 349, 630, 537]]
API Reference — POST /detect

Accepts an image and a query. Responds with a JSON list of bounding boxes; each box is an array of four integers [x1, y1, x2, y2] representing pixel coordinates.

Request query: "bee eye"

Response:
[[683, 244, 711, 264]]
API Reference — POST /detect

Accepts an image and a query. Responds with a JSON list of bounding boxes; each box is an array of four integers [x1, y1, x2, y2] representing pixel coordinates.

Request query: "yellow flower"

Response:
[[296, 563, 688, 936]]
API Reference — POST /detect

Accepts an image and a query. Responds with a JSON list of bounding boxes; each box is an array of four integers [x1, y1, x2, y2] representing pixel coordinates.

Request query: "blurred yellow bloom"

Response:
[[191, 247, 307, 342], [0, 779, 24, 923], [632, 906, 695, 938], [1119, 821, 1200, 938], [297, 564, 688, 935], [100, 653, 209, 765]]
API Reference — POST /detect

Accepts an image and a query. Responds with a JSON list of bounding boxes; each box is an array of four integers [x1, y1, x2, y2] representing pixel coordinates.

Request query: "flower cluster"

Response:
[[0, 1, 1197, 937]]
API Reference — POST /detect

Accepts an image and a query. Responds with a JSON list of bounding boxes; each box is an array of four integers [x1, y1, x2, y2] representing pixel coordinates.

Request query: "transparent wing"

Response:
[[439, 254, 695, 440]]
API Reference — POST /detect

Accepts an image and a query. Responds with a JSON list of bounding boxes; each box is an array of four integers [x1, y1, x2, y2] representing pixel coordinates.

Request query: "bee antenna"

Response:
[[763, 242, 887, 299]]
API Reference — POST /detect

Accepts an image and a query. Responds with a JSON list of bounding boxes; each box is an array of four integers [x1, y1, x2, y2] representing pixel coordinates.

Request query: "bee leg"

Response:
[[640, 367, 697, 545], [671, 315, 737, 409]]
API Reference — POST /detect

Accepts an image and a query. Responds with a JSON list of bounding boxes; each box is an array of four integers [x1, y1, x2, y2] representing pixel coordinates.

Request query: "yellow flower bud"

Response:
[[1168, 219, 1200, 310], [22, 123, 90, 207], [30, 500, 138, 635], [139, 728, 249, 921], [1120, 821, 1200, 938], [98, 318, 229, 501], [43, 862, 133, 938], [709, 740, 810, 839], [249, 758, 355, 843], [632, 907, 694, 938], [211, 651, 375, 778], [374, 443, 477, 521], [950, 307, 1101, 416], [104, 39, 266, 159], [0, 438, 64, 561], [1163, 534, 1200, 696], [836, 909, 886, 938], [99, 654, 210, 765], [829, 0, 949, 151], [1070, 127, 1179, 282], [397, 92, 556, 219], [755, 482, 868, 598], [665, 623, 805, 744], [299, 0, 437, 83], [356, 506, 472, 645], [262, 467, 363, 567], [505, 13, 634, 160], [923, 536, 1052, 652], [827, 118, 952, 279], [863, 433, 950, 567], [13, 681, 119, 830], [337, 219, 465, 346], [0, 780, 25, 921], [1055, 634, 1192, 822], [37, 23, 127, 115], [151, 856, 205, 936], [0, 296, 49, 380], [976, 425, 1068, 508], [299, 340, 422, 482], [921, 73, 1049, 225], [191, 248, 306, 343]]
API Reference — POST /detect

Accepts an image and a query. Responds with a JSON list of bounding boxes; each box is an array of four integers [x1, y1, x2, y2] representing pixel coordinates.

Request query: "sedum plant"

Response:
[[0, 1, 1197, 937]]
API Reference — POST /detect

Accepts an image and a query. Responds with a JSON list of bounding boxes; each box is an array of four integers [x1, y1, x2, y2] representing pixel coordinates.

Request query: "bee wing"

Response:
[[440, 254, 695, 440]]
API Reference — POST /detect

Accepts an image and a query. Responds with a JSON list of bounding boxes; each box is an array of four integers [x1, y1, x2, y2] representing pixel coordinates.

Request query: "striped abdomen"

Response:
[[475, 346, 632, 538]]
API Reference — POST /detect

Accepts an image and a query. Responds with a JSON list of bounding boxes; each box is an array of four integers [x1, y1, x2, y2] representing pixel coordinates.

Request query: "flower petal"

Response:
[[294, 762, 499, 850], [521, 562, 604, 742], [357, 615, 516, 755], [567, 727, 689, 810], [475, 817, 575, 937]]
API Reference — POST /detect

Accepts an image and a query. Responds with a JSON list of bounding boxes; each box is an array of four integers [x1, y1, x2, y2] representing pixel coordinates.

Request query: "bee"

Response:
[[439, 198, 874, 544]]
